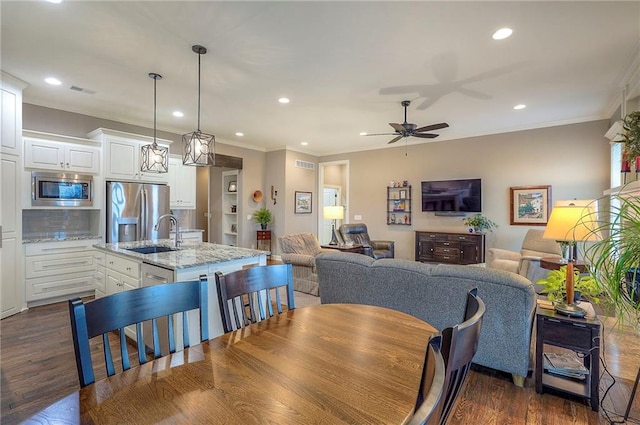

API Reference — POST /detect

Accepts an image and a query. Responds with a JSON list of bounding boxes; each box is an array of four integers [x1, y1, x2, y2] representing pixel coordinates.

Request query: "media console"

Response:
[[415, 231, 485, 265]]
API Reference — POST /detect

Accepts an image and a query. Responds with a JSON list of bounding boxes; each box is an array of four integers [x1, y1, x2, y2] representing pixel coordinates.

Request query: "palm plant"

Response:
[[582, 191, 640, 330]]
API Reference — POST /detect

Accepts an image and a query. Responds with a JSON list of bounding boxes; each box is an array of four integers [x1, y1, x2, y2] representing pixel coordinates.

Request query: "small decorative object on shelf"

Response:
[[227, 181, 237, 192], [387, 184, 411, 225]]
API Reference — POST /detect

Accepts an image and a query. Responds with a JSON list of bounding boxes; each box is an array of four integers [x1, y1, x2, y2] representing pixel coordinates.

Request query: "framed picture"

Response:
[[294, 191, 312, 214], [509, 185, 552, 225], [227, 181, 237, 192], [399, 189, 407, 199]]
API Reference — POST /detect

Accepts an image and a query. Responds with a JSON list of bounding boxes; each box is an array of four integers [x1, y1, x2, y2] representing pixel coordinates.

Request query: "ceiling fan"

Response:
[[367, 100, 449, 144]]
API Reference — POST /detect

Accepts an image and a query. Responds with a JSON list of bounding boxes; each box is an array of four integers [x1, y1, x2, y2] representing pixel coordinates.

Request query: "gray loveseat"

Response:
[[316, 251, 537, 386]]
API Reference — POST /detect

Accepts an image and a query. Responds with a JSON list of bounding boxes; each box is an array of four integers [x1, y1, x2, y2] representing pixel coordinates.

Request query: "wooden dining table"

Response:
[[26, 303, 437, 424]]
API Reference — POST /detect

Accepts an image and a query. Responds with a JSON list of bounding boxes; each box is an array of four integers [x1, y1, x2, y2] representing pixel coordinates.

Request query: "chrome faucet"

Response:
[[154, 214, 181, 248]]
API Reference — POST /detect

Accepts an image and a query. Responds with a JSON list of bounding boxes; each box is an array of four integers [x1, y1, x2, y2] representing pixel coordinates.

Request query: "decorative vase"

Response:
[[261, 223, 268, 230]]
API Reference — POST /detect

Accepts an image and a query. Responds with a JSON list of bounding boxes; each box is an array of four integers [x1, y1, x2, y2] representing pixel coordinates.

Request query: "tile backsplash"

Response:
[[23, 209, 99, 240], [171, 209, 196, 229]]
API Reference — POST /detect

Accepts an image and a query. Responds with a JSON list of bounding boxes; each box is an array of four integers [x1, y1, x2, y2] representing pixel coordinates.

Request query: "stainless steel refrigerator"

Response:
[[106, 181, 171, 243]]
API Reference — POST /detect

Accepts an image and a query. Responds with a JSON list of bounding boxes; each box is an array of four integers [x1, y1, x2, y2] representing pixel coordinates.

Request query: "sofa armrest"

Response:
[[372, 240, 394, 250], [487, 248, 522, 263], [281, 253, 316, 268]]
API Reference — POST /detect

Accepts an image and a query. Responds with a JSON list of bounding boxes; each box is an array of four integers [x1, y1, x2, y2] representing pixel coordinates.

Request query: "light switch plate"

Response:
[[354, 214, 362, 220]]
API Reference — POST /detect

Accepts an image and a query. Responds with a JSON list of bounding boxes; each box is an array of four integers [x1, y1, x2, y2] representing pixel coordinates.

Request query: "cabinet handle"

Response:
[[443, 242, 450, 246], [548, 318, 561, 323], [109, 261, 114, 265], [572, 323, 587, 328], [60, 162, 64, 168], [66, 162, 70, 167]]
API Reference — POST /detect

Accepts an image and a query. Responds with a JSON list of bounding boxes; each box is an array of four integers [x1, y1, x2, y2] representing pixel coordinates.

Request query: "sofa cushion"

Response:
[[278, 232, 321, 256]]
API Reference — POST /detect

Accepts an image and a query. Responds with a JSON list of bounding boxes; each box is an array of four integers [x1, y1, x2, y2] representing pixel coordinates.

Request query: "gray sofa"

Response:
[[316, 252, 537, 386]]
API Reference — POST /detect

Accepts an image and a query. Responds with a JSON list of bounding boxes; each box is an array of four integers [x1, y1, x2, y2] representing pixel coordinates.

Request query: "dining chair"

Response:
[[439, 287, 486, 425], [407, 334, 446, 425], [68, 275, 209, 388], [215, 264, 295, 333]]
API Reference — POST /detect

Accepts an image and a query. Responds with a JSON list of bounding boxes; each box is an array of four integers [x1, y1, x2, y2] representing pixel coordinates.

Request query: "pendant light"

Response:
[[183, 44, 215, 166], [141, 72, 169, 173]]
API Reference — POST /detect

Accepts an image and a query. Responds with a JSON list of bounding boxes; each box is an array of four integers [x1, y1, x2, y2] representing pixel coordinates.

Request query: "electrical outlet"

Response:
[[354, 215, 362, 220]]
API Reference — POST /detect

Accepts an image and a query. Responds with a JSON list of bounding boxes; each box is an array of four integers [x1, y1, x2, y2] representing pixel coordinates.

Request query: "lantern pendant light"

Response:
[[141, 72, 169, 173], [183, 45, 215, 166]]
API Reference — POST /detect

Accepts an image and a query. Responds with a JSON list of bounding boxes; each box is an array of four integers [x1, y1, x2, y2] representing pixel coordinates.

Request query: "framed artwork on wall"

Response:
[[294, 191, 312, 214], [509, 185, 552, 225]]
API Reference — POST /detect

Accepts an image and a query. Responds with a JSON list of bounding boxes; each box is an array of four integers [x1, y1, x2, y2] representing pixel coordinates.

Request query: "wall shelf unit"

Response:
[[387, 185, 411, 225], [222, 170, 239, 246]]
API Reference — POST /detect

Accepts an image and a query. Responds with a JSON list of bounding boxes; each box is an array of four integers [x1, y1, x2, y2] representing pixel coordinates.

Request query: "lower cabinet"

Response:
[[104, 253, 141, 295], [25, 238, 101, 306], [415, 231, 485, 265]]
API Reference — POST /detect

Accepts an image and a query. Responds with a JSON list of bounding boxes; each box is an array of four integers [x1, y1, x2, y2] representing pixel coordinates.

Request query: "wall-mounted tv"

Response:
[[421, 178, 482, 213]]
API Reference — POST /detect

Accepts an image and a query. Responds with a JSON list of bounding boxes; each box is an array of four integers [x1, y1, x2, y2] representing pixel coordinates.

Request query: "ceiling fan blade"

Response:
[[415, 123, 449, 133], [412, 133, 439, 139], [389, 123, 405, 133], [387, 135, 403, 144]]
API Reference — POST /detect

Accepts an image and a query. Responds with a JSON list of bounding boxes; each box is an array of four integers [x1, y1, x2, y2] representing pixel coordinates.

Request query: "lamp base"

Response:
[[328, 225, 339, 245], [554, 302, 587, 318]]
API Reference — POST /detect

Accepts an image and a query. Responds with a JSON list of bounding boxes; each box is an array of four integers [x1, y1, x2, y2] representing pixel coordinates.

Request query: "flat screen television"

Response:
[[421, 178, 482, 212]]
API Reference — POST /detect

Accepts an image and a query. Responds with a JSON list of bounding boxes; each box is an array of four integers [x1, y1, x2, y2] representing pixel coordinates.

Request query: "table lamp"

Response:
[[324, 206, 344, 245], [542, 203, 598, 317]]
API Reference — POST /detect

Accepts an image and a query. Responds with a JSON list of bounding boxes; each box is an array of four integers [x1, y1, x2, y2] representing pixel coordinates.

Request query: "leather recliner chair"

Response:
[[338, 223, 394, 259]]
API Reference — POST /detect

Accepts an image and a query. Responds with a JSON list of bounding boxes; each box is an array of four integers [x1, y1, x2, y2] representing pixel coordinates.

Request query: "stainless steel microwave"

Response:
[[31, 172, 93, 207]]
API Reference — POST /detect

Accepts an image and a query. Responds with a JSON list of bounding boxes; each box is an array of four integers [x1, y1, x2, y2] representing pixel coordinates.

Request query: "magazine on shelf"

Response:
[[543, 353, 589, 380]]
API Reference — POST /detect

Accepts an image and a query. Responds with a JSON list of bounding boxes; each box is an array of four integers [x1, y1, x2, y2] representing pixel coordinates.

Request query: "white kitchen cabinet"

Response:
[[24, 135, 100, 174], [24, 238, 100, 306], [89, 128, 171, 184], [94, 251, 106, 298], [1, 72, 27, 319], [168, 156, 196, 209]]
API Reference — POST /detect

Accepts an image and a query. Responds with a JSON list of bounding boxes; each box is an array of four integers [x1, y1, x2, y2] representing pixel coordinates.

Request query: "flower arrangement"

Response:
[[462, 214, 497, 233]]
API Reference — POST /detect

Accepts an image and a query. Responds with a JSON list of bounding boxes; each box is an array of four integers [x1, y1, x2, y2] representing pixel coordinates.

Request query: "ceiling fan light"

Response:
[[141, 72, 169, 173]]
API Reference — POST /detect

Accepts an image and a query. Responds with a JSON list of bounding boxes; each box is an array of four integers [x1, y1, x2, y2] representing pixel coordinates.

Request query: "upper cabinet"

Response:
[[168, 156, 196, 209], [24, 132, 101, 174], [88, 128, 171, 183]]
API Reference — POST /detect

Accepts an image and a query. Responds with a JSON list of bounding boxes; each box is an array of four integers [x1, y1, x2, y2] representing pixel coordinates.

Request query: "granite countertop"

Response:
[[23, 235, 103, 244], [94, 239, 266, 270]]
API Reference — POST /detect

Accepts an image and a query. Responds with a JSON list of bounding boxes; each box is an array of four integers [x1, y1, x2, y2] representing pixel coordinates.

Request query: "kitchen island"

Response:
[[93, 240, 267, 341]]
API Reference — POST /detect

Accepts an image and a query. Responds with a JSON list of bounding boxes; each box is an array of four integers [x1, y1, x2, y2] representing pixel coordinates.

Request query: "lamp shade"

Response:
[[543, 204, 598, 242], [323, 206, 344, 220]]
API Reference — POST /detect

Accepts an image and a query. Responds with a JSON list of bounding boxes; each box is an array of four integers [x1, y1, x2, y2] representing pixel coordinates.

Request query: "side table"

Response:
[[540, 257, 589, 273], [257, 230, 271, 256], [535, 304, 601, 411], [321, 244, 364, 254]]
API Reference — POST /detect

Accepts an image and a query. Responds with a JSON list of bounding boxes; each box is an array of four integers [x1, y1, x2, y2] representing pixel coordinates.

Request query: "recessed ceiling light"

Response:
[[513, 104, 526, 110], [235, 132, 244, 137], [278, 97, 290, 104], [492, 28, 513, 40], [301, 141, 308, 146], [360, 132, 368, 136], [172, 111, 184, 117], [45, 77, 62, 86]]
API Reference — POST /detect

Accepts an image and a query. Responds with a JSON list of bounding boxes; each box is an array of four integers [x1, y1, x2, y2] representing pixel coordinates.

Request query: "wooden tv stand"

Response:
[[415, 231, 485, 265]]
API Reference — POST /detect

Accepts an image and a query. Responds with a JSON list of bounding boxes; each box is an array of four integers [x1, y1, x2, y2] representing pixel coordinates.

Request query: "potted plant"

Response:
[[583, 191, 640, 329], [253, 207, 273, 230], [537, 265, 601, 304], [620, 110, 640, 161], [462, 214, 497, 233]]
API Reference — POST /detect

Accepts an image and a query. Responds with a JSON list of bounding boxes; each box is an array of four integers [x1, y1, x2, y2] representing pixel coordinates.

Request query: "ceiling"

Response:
[[2, 1, 639, 156]]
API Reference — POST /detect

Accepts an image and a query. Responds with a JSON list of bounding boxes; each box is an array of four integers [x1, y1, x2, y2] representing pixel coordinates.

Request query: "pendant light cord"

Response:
[[153, 75, 157, 147], [197, 51, 201, 132]]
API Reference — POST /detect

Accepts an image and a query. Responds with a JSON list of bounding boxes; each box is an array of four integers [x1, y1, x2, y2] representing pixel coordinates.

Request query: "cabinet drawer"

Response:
[[25, 239, 101, 256], [106, 254, 140, 279], [26, 251, 95, 279], [94, 251, 106, 267], [541, 318, 595, 350], [435, 246, 458, 255], [449, 234, 476, 242], [434, 254, 457, 263], [95, 266, 106, 293], [26, 272, 95, 301]]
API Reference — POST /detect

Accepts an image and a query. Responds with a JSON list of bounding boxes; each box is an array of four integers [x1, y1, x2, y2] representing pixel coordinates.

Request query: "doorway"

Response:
[[318, 160, 349, 245]]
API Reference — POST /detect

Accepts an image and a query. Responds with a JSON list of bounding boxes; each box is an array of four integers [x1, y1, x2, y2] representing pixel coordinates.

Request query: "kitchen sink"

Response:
[[125, 246, 178, 254]]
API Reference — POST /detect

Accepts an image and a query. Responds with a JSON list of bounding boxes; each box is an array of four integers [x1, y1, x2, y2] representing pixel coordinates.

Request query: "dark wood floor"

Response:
[[1, 300, 638, 425]]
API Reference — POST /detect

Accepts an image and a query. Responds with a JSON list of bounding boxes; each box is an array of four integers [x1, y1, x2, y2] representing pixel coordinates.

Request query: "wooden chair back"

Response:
[[68, 275, 209, 387], [439, 287, 485, 425], [215, 264, 295, 333], [408, 334, 446, 425]]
